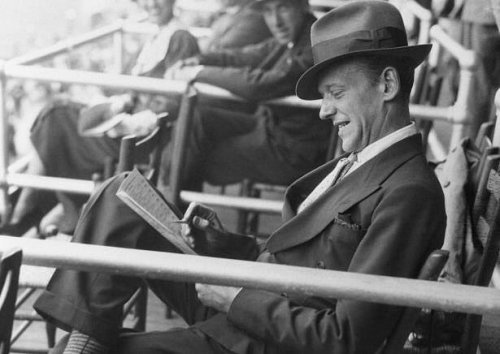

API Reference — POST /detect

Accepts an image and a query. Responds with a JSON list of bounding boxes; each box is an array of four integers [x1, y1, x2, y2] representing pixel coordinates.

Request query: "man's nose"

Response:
[[319, 100, 336, 120]]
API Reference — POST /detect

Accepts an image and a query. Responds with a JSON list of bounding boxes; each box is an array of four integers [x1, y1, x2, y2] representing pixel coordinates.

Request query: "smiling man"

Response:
[[35, 2, 446, 353]]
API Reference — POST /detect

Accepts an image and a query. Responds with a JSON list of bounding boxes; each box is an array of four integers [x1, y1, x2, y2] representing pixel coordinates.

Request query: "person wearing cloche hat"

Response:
[[33, 2, 445, 354]]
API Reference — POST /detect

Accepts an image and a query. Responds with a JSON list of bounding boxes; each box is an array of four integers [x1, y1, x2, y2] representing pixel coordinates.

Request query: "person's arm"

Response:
[[195, 45, 312, 101], [78, 94, 136, 135], [161, 30, 200, 71], [181, 203, 259, 260], [199, 39, 275, 69], [206, 10, 271, 52], [226, 183, 446, 353]]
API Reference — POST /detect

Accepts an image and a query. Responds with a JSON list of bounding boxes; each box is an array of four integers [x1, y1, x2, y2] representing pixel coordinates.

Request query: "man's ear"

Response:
[[380, 66, 400, 101]]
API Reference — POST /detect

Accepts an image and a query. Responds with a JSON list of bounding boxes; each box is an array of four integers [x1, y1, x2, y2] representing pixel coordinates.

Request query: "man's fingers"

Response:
[[193, 216, 211, 230]]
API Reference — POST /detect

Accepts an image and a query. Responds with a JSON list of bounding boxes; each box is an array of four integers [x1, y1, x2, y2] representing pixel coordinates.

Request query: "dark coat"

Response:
[[196, 13, 331, 169], [196, 134, 446, 354], [206, 5, 272, 52]]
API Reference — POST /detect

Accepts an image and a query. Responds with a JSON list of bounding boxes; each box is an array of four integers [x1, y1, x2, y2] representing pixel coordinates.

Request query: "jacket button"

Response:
[[316, 261, 325, 269]]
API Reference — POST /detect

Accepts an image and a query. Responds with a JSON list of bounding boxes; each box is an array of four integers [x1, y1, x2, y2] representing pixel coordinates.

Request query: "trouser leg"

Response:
[[34, 173, 212, 347], [162, 106, 258, 190], [115, 328, 229, 354], [30, 99, 121, 232]]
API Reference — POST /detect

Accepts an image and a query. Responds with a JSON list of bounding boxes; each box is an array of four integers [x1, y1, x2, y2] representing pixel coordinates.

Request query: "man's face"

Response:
[[262, 0, 306, 44], [140, 0, 175, 26], [318, 61, 388, 153]]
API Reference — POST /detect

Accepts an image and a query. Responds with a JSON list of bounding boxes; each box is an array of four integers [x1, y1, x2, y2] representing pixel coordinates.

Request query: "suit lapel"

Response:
[[267, 135, 423, 253], [282, 154, 349, 220]]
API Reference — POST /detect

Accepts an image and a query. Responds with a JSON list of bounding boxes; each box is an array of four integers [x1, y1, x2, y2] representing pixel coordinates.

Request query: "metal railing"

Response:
[[1, 235, 500, 316]]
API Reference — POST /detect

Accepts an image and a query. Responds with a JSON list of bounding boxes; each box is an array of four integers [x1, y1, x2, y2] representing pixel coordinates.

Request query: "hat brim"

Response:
[[296, 44, 432, 100]]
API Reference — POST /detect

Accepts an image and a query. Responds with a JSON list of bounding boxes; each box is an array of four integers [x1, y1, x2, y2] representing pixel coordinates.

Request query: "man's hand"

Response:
[[106, 110, 157, 138], [181, 202, 259, 259], [195, 283, 242, 313], [181, 202, 225, 250], [164, 59, 204, 82], [108, 94, 136, 115]]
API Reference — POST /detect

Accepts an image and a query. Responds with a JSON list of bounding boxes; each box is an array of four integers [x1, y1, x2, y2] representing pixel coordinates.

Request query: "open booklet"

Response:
[[116, 169, 197, 255], [116, 169, 259, 260]]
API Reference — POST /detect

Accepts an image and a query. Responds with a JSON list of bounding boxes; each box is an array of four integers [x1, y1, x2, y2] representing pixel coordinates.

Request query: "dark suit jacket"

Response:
[[195, 13, 331, 170], [206, 5, 272, 52], [196, 134, 446, 354]]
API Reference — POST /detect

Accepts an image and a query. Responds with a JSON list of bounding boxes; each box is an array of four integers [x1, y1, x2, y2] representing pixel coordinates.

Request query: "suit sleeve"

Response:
[[200, 40, 273, 68], [226, 183, 446, 354], [196, 53, 311, 101]]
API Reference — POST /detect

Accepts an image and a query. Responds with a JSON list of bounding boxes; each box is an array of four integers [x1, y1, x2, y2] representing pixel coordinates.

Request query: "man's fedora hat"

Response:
[[296, 0, 432, 100]]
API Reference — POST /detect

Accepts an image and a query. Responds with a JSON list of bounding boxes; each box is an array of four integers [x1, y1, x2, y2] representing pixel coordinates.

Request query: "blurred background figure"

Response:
[[201, 0, 271, 52], [3, 0, 198, 236], [432, 0, 500, 136]]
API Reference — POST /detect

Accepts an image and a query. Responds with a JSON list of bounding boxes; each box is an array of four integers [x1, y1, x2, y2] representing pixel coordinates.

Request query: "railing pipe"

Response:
[[430, 25, 477, 70], [0, 62, 10, 223], [405, 0, 433, 22], [2, 235, 500, 316], [495, 89, 500, 146], [112, 24, 124, 74], [3, 63, 466, 123], [180, 191, 283, 213], [4, 64, 188, 96], [8, 23, 123, 66], [168, 86, 198, 206], [121, 21, 211, 39], [6, 173, 95, 195]]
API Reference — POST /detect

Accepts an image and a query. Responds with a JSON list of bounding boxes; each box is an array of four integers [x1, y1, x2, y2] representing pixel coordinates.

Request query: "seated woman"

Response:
[[6, 0, 199, 234]]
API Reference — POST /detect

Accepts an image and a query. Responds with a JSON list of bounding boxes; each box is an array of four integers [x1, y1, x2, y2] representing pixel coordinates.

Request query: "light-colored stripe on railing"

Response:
[[180, 191, 283, 213], [430, 25, 477, 69], [6, 173, 95, 195], [2, 64, 464, 123], [1, 235, 500, 316]]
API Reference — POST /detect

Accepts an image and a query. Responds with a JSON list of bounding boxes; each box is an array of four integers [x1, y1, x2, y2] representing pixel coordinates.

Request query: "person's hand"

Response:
[[107, 110, 157, 138], [195, 283, 241, 313], [108, 94, 136, 115], [164, 62, 204, 82], [181, 202, 225, 250], [180, 56, 201, 67], [181, 202, 259, 260]]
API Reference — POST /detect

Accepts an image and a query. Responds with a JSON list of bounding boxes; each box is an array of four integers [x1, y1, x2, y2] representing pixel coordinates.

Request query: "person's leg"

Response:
[[34, 173, 209, 348], [22, 99, 121, 233], [9, 149, 48, 225], [30, 99, 120, 180], [51, 328, 228, 354], [162, 106, 258, 190], [115, 328, 228, 354], [202, 117, 307, 187]]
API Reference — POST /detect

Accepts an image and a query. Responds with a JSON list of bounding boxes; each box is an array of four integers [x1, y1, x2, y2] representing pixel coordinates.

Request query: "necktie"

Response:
[[297, 153, 357, 213], [336, 153, 357, 182]]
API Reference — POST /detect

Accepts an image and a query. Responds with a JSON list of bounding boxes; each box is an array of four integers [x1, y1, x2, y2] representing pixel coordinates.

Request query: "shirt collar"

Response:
[[354, 122, 418, 166]]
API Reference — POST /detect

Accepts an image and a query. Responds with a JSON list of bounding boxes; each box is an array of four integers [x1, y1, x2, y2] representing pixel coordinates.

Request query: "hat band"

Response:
[[312, 27, 408, 64]]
